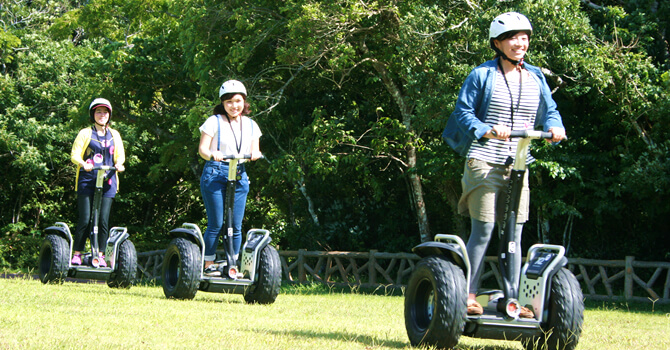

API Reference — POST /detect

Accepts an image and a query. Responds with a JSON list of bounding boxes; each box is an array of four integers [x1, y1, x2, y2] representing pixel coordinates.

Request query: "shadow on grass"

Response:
[[584, 298, 670, 314], [279, 282, 404, 296], [254, 328, 522, 350], [255, 328, 409, 349]]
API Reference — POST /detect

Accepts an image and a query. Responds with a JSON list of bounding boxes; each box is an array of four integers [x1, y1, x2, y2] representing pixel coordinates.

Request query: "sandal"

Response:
[[467, 301, 483, 315], [71, 253, 82, 266], [204, 264, 221, 277], [519, 306, 535, 319]]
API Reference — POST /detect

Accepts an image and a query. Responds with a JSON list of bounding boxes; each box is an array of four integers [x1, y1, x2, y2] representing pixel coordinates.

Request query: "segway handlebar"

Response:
[[210, 154, 265, 161], [501, 129, 567, 141], [91, 166, 116, 182], [509, 130, 552, 139], [91, 165, 116, 171]]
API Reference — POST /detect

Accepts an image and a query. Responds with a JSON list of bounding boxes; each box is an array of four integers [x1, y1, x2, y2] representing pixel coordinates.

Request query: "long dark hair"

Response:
[[213, 93, 251, 116]]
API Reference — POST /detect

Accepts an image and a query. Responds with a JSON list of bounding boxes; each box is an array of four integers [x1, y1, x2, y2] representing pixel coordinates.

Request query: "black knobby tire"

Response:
[[523, 268, 584, 350], [404, 255, 467, 349], [162, 237, 201, 300], [38, 234, 70, 284], [107, 239, 138, 289], [243, 244, 281, 304]]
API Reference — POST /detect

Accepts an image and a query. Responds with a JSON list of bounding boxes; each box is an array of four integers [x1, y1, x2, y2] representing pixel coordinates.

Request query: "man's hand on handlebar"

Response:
[[548, 127, 566, 143]]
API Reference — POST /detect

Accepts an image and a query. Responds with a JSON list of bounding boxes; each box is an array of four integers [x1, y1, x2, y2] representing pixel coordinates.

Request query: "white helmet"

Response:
[[89, 98, 112, 123], [218, 80, 247, 98], [489, 12, 533, 40]]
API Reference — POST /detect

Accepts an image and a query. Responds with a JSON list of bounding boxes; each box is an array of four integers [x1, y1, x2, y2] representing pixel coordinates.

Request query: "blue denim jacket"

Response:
[[442, 58, 564, 156]]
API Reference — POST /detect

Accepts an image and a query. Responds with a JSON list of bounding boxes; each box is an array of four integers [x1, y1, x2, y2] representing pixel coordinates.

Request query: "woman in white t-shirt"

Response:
[[198, 80, 262, 276]]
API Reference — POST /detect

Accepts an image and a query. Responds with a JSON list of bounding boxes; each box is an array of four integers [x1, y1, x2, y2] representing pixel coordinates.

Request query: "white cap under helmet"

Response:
[[489, 12, 533, 40], [219, 80, 247, 98], [89, 98, 112, 123]]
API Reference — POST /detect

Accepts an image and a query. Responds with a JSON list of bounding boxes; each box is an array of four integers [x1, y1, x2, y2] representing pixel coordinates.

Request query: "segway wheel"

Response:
[[523, 268, 584, 350], [162, 237, 200, 300], [108, 239, 138, 289], [243, 244, 281, 304], [38, 234, 69, 284], [404, 255, 467, 349]]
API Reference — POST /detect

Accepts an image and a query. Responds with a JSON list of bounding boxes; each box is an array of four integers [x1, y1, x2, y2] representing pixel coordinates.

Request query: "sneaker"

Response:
[[519, 306, 535, 319], [467, 301, 483, 315], [71, 254, 82, 265], [98, 256, 107, 268], [204, 265, 221, 277]]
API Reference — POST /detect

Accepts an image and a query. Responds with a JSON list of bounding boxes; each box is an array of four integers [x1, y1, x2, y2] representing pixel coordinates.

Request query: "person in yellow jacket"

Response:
[[69, 98, 125, 266]]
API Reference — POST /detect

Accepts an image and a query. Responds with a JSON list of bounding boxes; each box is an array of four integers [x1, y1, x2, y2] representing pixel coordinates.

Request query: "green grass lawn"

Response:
[[1, 275, 669, 349]]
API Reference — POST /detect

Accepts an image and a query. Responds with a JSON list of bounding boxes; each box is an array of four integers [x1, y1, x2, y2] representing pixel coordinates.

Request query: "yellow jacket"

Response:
[[71, 127, 125, 191]]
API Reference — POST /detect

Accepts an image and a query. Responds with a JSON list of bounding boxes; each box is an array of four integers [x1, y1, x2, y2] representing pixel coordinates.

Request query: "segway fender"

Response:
[[240, 229, 272, 281], [105, 227, 129, 268], [44, 223, 73, 242], [169, 227, 202, 247], [412, 242, 467, 270]]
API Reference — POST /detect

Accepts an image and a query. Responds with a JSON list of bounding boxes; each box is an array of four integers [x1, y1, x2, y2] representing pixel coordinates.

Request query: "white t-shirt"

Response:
[[199, 115, 261, 158]]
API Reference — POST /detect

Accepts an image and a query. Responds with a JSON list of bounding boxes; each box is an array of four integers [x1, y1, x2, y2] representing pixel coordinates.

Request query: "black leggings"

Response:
[[73, 194, 114, 253]]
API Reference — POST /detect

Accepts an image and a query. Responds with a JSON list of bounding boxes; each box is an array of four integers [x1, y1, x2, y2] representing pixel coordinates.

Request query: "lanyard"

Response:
[[216, 114, 243, 154], [498, 59, 522, 128], [91, 126, 108, 163]]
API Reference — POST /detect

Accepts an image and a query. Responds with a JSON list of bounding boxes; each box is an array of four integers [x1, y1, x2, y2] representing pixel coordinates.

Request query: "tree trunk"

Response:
[[369, 58, 431, 242], [406, 147, 431, 242]]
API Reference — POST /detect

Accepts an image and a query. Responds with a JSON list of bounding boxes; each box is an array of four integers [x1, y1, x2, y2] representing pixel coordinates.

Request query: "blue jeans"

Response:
[[200, 161, 249, 261]]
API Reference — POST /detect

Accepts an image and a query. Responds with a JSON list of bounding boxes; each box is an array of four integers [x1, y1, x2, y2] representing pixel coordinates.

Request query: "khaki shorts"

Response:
[[458, 158, 530, 223]]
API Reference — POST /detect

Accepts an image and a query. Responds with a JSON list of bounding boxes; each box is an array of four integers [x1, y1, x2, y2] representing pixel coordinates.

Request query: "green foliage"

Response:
[[0, 28, 21, 65], [0, 234, 41, 270], [0, 0, 669, 266]]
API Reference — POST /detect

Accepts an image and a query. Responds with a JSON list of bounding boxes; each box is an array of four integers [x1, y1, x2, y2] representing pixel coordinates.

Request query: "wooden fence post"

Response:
[[625, 256, 634, 300], [369, 250, 377, 285], [298, 249, 306, 284]]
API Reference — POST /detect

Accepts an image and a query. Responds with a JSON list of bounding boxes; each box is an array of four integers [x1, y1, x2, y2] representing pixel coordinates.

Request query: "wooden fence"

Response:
[[137, 249, 670, 303]]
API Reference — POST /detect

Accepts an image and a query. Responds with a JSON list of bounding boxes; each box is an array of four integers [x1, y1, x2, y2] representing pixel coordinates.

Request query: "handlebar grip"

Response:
[[210, 154, 253, 161], [494, 130, 558, 139], [508, 130, 554, 139]]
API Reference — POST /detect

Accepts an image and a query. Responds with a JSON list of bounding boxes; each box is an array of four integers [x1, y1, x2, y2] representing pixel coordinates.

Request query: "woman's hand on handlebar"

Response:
[[251, 151, 263, 161], [82, 162, 94, 172], [210, 150, 225, 162], [486, 125, 511, 140], [548, 127, 566, 143], [115, 163, 125, 172]]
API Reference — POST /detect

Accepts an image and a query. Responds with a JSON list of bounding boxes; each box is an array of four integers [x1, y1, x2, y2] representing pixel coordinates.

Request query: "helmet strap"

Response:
[[94, 121, 108, 130], [499, 52, 524, 68]]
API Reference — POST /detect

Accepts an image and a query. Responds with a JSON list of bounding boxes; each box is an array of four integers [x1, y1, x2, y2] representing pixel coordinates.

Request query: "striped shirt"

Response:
[[467, 69, 540, 165]]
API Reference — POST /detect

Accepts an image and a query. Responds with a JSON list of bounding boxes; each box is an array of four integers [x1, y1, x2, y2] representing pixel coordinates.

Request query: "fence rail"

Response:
[[136, 249, 670, 303]]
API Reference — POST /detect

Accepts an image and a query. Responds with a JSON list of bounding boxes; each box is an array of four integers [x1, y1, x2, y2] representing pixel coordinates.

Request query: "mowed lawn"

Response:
[[1, 275, 669, 350]]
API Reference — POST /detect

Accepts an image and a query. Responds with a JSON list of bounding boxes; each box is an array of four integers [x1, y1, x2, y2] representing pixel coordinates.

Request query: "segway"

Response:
[[161, 155, 281, 304], [405, 130, 584, 350], [39, 166, 138, 288]]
